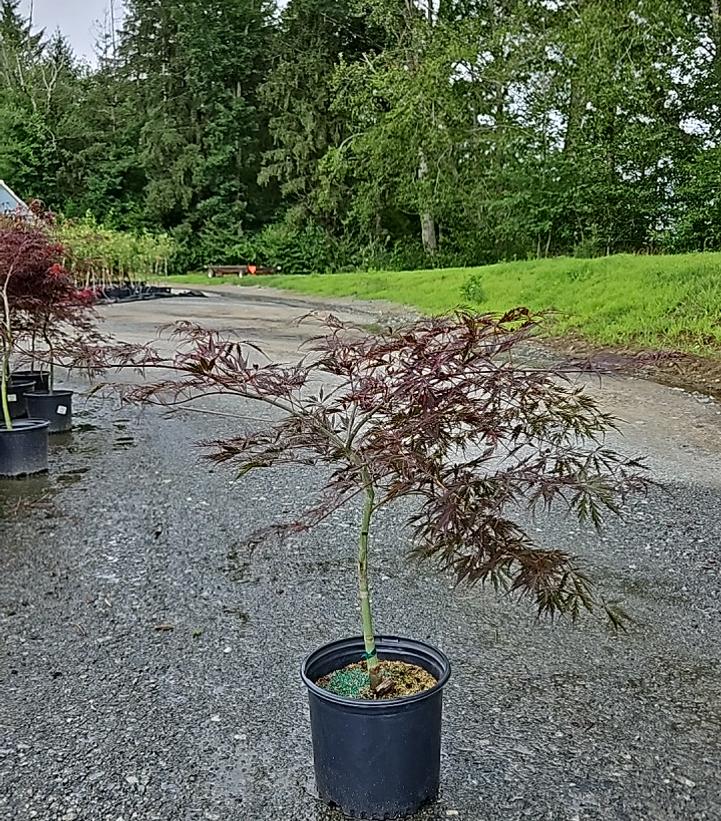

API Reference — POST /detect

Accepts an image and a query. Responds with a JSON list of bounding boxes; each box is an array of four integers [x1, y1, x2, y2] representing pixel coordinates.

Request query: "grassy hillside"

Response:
[[166, 253, 721, 352]]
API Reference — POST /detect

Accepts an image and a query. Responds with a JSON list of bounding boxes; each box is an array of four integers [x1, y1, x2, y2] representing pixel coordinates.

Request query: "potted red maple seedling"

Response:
[[101, 311, 647, 818], [0, 214, 60, 476], [21, 264, 97, 434], [0, 212, 96, 474]]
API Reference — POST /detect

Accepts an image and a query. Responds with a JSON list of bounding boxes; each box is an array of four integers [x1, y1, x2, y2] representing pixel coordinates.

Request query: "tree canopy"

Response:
[[1, 0, 720, 271]]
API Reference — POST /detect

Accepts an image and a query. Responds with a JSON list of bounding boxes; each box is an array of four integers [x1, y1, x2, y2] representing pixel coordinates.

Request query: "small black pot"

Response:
[[11, 370, 50, 392], [5, 379, 35, 419], [301, 636, 451, 819], [0, 419, 50, 477], [25, 390, 73, 434]]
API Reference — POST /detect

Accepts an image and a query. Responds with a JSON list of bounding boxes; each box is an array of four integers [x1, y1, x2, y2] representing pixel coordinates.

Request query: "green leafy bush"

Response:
[[251, 223, 340, 275], [55, 216, 176, 283]]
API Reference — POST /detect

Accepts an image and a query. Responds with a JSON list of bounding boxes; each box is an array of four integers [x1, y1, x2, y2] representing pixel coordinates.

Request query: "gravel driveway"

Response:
[[1, 288, 720, 821]]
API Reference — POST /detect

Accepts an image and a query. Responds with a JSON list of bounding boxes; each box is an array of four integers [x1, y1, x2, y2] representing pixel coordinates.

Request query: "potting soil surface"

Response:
[[1, 287, 721, 821], [317, 660, 437, 699]]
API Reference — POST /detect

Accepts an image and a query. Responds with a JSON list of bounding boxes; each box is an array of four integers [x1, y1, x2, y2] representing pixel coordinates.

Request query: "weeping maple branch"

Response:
[[68, 309, 650, 638]]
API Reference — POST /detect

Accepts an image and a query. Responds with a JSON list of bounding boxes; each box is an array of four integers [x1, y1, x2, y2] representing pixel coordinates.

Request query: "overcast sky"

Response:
[[21, 0, 121, 62]]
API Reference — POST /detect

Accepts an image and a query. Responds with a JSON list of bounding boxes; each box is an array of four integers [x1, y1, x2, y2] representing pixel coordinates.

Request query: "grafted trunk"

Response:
[[358, 475, 381, 690], [1, 346, 11, 430], [1, 279, 13, 429]]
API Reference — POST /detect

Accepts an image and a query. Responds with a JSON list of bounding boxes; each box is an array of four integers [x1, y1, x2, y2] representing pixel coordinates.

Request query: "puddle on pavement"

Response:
[[72, 423, 100, 434], [52, 429, 102, 457], [0, 472, 52, 517], [50, 431, 74, 447], [1, 426, 99, 517], [1, 408, 141, 521], [56, 467, 90, 486], [0, 461, 94, 517]]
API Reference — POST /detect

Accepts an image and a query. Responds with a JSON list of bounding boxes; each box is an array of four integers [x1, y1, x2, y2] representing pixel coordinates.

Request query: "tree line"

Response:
[[1, 0, 721, 273]]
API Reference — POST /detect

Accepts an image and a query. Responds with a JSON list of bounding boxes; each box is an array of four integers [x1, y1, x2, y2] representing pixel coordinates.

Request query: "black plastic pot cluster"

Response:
[[95, 283, 173, 304], [0, 370, 74, 478]]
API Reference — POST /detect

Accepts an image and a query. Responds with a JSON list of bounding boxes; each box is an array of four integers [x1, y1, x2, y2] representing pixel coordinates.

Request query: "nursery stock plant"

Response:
[[24, 271, 96, 395], [56, 217, 176, 287], [0, 214, 64, 428], [0, 214, 96, 424], [111, 309, 647, 695]]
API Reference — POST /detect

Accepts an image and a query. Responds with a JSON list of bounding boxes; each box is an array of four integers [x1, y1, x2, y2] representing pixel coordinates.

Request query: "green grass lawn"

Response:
[[163, 252, 721, 353]]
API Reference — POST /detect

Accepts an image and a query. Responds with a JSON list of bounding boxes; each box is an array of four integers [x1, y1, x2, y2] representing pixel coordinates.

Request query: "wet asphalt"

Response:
[[1, 289, 721, 821]]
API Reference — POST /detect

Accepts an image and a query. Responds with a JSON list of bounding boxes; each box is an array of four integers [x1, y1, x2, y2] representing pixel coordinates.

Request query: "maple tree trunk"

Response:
[[1, 346, 11, 430], [1, 287, 12, 430], [358, 475, 381, 689]]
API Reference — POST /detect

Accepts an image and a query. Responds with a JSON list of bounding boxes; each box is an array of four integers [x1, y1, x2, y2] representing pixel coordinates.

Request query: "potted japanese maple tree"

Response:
[[0, 214, 58, 476], [101, 311, 647, 818], [22, 266, 96, 434]]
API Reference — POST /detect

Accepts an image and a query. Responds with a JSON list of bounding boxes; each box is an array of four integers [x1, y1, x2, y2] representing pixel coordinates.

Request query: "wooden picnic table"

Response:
[[207, 264, 277, 278]]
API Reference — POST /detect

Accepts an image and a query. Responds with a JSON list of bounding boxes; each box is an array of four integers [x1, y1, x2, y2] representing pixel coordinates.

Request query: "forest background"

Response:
[[2, 0, 721, 279]]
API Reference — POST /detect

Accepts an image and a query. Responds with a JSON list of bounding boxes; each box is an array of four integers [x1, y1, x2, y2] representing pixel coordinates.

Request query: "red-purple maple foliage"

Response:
[[0, 213, 98, 395], [89, 309, 649, 626], [0, 215, 66, 309]]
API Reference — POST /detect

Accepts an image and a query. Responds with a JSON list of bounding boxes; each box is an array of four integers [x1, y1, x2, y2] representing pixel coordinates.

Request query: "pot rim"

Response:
[[301, 634, 451, 708], [25, 389, 74, 398], [0, 418, 51, 433]]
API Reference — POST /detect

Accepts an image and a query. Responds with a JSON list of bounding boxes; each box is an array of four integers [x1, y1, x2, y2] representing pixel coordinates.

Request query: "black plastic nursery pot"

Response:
[[11, 370, 50, 392], [6, 379, 35, 419], [25, 390, 73, 434], [0, 419, 50, 477], [301, 636, 451, 820]]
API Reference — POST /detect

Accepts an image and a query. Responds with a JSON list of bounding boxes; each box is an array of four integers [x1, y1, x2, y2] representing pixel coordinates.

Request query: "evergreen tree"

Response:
[[118, 0, 277, 263], [0, 0, 46, 195], [61, 28, 147, 227], [260, 0, 382, 230], [2, 0, 721, 269]]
